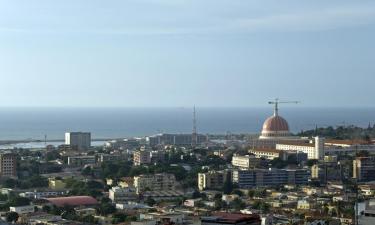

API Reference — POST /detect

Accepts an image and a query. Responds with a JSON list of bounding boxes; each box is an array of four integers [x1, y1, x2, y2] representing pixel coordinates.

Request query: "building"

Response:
[[98, 153, 127, 163], [198, 170, 230, 191], [134, 173, 176, 194], [20, 190, 68, 199], [109, 186, 138, 203], [133, 147, 151, 166], [201, 213, 261, 225], [248, 148, 286, 160], [358, 198, 375, 225], [65, 132, 91, 151], [0, 153, 17, 178], [232, 168, 308, 188], [147, 133, 208, 147], [276, 137, 325, 159], [10, 205, 35, 214], [44, 196, 98, 207], [67, 155, 96, 166], [353, 157, 375, 182], [231, 155, 260, 169], [259, 101, 295, 140]]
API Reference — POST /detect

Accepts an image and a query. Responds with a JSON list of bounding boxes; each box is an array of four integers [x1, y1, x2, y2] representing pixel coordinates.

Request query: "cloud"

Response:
[[233, 5, 375, 32], [1, 4, 375, 36]]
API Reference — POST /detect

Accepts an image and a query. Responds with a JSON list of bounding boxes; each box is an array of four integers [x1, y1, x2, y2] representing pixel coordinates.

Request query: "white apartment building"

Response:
[[109, 186, 138, 203], [276, 137, 324, 159], [65, 132, 91, 151], [248, 148, 285, 160], [134, 173, 176, 194]]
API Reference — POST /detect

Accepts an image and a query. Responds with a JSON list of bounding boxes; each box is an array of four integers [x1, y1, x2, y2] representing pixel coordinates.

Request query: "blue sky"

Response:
[[0, 0, 374, 107]]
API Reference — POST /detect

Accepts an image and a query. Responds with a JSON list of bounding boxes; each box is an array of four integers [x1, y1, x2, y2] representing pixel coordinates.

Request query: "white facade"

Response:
[[109, 186, 137, 203], [276, 137, 324, 159], [65, 132, 91, 150], [231, 155, 257, 169], [10, 205, 35, 214]]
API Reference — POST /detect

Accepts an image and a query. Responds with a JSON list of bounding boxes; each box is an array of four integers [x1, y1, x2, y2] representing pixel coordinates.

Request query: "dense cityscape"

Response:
[[0, 102, 374, 225], [2, 1, 374, 225]]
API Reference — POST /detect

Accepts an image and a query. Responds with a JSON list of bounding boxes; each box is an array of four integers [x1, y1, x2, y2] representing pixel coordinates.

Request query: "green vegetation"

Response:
[[2, 175, 48, 189], [65, 178, 104, 198], [299, 125, 375, 140]]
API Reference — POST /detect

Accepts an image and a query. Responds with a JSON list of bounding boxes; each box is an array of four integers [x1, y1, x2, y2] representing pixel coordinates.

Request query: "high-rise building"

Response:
[[133, 147, 152, 166], [65, 132, 91, 151], [0, 153, 17, 178], [231, 155, 260, 169], [133, 173, 176, 194], [198, 170, 230, 191], [232, 168, 308, 188], [353, 157, 375, 182]]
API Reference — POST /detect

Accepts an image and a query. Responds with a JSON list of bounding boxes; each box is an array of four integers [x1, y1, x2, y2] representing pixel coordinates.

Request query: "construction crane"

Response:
[[268, 98, 299, 116]]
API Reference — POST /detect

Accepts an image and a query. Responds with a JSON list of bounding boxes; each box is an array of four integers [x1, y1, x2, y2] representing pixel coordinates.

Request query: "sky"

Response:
[[0, 0, 375, 107]]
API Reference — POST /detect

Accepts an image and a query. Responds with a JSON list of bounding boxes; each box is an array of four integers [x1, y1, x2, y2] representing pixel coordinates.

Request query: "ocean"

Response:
[[0, 107, 374, 141]]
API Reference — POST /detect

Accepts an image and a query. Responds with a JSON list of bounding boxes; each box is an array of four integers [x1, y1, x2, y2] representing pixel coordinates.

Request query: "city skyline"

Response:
[[1, 0, 375, 107]]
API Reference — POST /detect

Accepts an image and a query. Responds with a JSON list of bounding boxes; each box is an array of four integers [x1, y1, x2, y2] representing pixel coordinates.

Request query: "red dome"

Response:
[[262, 115, 289, 132]]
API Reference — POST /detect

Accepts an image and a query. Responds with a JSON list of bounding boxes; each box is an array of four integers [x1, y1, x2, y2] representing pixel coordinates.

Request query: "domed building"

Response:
[[259, 101, 294, 140]]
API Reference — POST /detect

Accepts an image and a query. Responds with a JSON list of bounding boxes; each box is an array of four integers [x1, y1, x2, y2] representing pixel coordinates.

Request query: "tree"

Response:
[[3, 178, 17, 188], [112, 212, 128, 224], [307, 159, 318, 167], [231, 189, 244, 197], [8, 196, 31, 207], [223, 180, 233, 194], [229, 198, 246, 211], [146, 197, 156, 206], [357, 150, 369, 157], [6, 212, 19, 223], [82, 166, 93, 176], [97, 203, 116, 216]]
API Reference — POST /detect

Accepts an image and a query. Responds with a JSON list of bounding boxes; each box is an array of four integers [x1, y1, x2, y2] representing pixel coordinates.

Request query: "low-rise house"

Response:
[[297, 199, 312, 210], [19, 190, 68, 199], [10, 205, 35, 214], [222, 194, 240, 204], [184, 199, 202, 208]]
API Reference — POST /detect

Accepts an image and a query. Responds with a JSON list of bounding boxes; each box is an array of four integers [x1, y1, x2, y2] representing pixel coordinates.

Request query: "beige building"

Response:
[[231, 155, 259, 169], [248, 148, 285, 160], [134, 173, 176, 194], [353, 156, 375, 182], [276, 137, 325, 159], [198, 170, 230, 191], [0, 153, 17, 178], [133, 147, 151, 166]]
